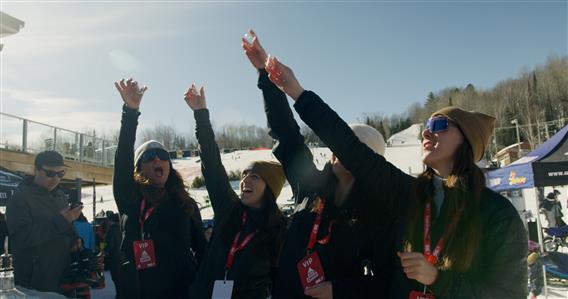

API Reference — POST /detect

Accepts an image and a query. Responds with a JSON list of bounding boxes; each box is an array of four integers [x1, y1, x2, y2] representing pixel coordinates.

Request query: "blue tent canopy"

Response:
[[0, 166, 23, 206], [486, 124, 568, 192]]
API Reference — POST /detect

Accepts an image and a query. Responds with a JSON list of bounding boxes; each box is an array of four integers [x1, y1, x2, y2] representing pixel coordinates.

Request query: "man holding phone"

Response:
[[6, 150, 82, 293]]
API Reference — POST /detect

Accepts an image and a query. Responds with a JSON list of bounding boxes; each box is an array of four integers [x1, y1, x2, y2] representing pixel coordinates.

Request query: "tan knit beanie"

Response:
[[242, 161, 286, 199], [431, 107, 496, 162], [527, 252, 540, 266]]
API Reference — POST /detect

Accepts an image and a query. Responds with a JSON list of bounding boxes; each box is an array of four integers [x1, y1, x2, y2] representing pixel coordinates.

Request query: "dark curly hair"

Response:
[[133, 161, 198, 216]]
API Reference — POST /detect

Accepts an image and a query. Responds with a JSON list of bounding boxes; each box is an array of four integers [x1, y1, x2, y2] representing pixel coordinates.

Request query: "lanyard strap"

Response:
[[138, 198, 155, 240], [423, 199, 463, 264], [225, 211, 258, 272], [306, 198, 334, 253]]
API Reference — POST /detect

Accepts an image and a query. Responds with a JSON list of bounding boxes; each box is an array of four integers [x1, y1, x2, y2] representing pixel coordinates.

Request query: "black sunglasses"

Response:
[[41, 168, 65, 178], [140, 149, 170, 163]]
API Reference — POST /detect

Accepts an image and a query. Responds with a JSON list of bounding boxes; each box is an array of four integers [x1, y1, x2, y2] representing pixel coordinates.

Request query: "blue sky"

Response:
[[1, 0, 566, 140]]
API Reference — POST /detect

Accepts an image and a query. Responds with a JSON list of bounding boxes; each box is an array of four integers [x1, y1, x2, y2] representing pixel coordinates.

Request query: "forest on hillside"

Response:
[[361, 55, 567, 155]]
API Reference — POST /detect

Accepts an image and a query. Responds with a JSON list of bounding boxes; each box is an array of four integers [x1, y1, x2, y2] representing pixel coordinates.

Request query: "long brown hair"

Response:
[[406, 138, 485, 272], [218, 188, 286, 258], [133, 161, 197, 216]]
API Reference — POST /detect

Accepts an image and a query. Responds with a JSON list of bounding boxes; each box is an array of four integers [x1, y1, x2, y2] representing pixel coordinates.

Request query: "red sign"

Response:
[[133, 239, 157, 270], [409, 291, 436, 299], [297, 251, 325, 290]]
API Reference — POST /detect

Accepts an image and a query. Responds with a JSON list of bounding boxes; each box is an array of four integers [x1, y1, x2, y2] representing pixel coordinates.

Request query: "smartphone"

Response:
[[70, 202, 83, 209]]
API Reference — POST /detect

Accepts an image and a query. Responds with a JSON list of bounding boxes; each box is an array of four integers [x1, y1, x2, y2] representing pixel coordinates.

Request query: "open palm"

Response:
[[184, 84, 207, 111], [114, 78, 147, 110]]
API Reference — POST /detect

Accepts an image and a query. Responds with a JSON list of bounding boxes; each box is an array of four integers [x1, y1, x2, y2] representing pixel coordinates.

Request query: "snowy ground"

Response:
[[81, 147, 333, 221]]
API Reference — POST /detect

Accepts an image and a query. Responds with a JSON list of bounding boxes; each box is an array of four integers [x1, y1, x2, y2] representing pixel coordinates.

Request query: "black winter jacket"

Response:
[[257, 70, 396, 299], [113, 105, 206, 299], [292, 90, 528, 299], [6, 177, 77, 292], [189, 109, 285, 299]]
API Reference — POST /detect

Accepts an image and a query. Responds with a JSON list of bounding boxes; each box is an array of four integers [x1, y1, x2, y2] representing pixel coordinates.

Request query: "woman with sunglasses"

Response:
[[113, 78, 206, 299], [242, 30, 396, 299], [261, 57, 527, 298], [184, 84, 287, 299]]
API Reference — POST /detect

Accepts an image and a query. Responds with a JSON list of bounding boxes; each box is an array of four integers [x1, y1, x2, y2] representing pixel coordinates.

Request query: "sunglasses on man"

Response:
[[140, 149, 170, 163], [41, 168, 65, 178], [425, 116, 450, 133]]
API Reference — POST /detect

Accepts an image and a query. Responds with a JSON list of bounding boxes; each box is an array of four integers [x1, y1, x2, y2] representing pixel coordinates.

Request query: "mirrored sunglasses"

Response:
[[425, 116, 449, 133]]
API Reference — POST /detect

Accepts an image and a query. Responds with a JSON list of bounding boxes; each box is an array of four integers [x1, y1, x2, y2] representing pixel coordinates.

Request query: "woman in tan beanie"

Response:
[[264, 55, 527, 298], [184, 84, 286, 299]]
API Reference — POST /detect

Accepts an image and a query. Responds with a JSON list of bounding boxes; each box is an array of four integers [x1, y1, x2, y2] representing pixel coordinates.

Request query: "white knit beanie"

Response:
[[134, 140, 168, 166], [349, 124, 386, 156]]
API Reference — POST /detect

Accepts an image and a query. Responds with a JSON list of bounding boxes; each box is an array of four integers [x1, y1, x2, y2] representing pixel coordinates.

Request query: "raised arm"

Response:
[[242, 30, 299, 142], [184, 84, 238, 218], [189, 208, 207, 265], [264, 57, 413, 211], [242, 30, 319, 200], [112, 78, 147, 214]]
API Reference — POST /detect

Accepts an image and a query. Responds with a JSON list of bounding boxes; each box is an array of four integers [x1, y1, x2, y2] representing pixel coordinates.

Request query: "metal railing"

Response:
[[0, 112, 116, 167]]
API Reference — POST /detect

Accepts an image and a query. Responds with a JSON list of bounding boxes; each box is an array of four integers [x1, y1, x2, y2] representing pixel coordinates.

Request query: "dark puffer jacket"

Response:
[[291, 90, 528, 299], [257, 70, 396, 299], [113, 105, 206, 299]]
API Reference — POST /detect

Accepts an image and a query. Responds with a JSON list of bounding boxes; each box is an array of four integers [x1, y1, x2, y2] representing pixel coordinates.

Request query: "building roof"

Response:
[[0, 11, 25, 38], [496, 141, 531, 156]]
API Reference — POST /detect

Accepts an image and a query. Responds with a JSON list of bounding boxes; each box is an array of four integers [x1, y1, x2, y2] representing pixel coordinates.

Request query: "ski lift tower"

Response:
[[0, 11, 25, 52]]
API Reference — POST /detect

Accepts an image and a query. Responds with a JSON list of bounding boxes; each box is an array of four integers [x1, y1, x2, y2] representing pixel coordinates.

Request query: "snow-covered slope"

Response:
[[387, 124, 422, 146], [385, 124, 424, 176]]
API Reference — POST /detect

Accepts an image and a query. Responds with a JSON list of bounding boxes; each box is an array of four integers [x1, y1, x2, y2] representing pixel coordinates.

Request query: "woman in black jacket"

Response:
[[113, 78, 206, 298], [242, 31, 396, 299], [184, 84, 287, 299], [261, 57, 527, 298]]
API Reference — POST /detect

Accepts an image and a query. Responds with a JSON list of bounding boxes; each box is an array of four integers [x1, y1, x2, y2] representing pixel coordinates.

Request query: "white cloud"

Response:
[[108, 49, 139, 72], [1, 88, 119, 134], [2, 5, 181, 57]]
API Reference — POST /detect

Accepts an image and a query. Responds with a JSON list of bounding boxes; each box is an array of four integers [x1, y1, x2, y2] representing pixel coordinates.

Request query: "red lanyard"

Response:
[[306, 198, 334, 253], [225, 211, 258, 272], [138, 198, 155, 240], [423, 199, 462, 264]]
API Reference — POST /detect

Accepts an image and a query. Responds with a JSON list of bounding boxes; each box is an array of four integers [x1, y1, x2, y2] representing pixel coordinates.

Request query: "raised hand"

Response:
[[398, 252, 438, 285], [265, 56, 305, 101], [114, 78, 147, 110], [304, 281, 333, 299], [184, 83, 207, 111], [242, 29, 268, 70]]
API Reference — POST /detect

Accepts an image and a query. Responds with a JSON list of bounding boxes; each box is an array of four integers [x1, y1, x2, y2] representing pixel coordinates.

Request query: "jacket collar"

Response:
[[20, 176, 61, 196]]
